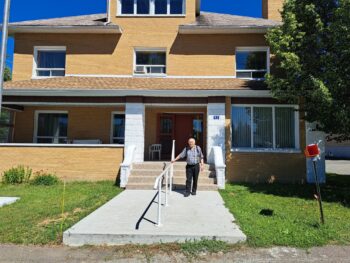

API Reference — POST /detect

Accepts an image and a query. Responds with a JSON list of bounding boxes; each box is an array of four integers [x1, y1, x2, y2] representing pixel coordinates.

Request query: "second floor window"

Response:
[[236, 47, 269, 79], [119, 0, 185, 16], [34, 47, 66, 77], [134, 50, 166, 75]]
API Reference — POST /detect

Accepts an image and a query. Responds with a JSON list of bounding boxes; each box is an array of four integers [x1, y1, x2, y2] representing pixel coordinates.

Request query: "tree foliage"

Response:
[[4, 66, 11, 82], [266, 0, 350, 141]]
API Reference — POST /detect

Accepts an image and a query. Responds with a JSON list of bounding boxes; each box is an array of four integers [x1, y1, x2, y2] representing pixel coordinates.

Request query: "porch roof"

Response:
[[3, 77, 267, 92]]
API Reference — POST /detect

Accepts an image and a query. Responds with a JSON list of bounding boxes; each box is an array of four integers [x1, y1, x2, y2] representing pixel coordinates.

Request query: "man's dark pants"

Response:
[[185, 163, 200, 194]]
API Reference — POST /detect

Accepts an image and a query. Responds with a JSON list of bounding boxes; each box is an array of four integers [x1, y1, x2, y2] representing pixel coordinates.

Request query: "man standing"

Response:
[[172, 138, 204, 197]]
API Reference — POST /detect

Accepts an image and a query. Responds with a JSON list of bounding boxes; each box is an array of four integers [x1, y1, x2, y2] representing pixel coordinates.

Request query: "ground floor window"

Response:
[[111, 113, 125, 144], [35, 111, 68, 143], [0, 109, 14, 143], [231, 105, 299, 150]]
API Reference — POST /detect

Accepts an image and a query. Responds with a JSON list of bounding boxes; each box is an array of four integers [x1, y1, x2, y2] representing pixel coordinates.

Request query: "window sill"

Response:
[[133, 74, 167, 78], [231, 148, 302, 154], [31, 76, 65, 80], [0, 143, 124, 148], [117, 14, 185, 18], [235, 77, 266, 81]]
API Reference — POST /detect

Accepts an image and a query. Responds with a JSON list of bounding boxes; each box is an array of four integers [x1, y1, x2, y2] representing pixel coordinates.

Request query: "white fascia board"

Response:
[[8, 25, 122, 34], [178, 26, 270, 34], [3, 89, 272, 98]]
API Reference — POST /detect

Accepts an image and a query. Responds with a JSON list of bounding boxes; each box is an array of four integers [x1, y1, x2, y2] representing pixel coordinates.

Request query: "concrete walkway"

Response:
[[0, 197, 20, 207], [63, 190, 246, 246]]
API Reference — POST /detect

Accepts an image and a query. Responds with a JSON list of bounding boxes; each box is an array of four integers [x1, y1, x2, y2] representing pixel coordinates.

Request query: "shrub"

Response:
[[2, 165, 32, 184], [30, 171, 61, 186]]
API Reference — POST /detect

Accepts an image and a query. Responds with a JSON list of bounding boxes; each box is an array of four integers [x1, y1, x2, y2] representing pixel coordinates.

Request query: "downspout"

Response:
[[104, 0, 112, 25]]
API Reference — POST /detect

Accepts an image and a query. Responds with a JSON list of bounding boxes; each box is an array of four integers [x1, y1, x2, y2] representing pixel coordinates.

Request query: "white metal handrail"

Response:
[[153, 140, 175, 227]]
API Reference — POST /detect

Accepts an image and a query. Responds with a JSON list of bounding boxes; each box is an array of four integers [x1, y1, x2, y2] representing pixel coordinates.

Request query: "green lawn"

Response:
[[0, 181, 122, 245], [220, 174, 350, 248]]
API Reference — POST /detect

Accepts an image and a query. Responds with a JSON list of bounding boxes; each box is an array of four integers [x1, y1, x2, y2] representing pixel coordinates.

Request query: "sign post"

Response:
[[0, 0, 11, 115], [305, 142, 325, 224]]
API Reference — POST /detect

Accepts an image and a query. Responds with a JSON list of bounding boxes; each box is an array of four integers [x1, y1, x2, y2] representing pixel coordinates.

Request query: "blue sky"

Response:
[[0, 0, 262, 69]]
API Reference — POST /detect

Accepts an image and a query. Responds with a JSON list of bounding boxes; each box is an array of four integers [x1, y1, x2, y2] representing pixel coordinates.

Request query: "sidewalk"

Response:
[[1, 244, 350, 263], [63, 190, 246, 246]]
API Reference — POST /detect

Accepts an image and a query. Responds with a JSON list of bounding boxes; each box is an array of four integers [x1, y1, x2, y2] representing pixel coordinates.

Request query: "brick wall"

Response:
[[0, 146, 124, 181]]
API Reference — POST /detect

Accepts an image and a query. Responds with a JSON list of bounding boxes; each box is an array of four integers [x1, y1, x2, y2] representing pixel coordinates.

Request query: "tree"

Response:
[[266, 0, 350, 141], [4, 66, 11, 81]]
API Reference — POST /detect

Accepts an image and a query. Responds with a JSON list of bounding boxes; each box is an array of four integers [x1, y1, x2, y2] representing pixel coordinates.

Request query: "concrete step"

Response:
[[130, 169, 216, 178], [128, 176, 216, 185], [133, 162, 215, 171], [126, 183, 218, 191]]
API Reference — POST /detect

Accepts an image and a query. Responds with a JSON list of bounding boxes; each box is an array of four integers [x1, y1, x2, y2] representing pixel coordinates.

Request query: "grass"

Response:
[[0, 181, 122, 245], [220, 174, 350, 248]]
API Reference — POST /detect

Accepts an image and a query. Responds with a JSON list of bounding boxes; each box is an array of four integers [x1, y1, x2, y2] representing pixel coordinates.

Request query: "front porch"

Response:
[[0, 99, 227, 184]]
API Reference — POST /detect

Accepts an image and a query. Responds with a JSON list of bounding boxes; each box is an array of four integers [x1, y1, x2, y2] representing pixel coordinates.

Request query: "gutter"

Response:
[[178, 25, 273, 34], [8, 25, 122, 35], [3, 89, 272, 98]]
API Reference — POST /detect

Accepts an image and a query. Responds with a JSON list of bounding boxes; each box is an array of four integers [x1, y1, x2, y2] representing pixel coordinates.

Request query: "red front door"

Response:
[[157, 113, 204, 160]]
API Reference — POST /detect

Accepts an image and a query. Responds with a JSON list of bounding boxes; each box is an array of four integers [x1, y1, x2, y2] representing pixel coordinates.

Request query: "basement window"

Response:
[[33, 46, 66, 78], [119, 0, 185, 16], [235, 47, 269, 80]]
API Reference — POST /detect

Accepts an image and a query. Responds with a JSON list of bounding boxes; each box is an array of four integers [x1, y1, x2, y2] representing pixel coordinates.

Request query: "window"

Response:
[[231, 105, 299, 151], [111, 113, 125, 144], [0, 109, 14, 143], [119, 0, 185, 15], [35, 111, 68, 144], [236, 47, 269, 79], [33, 47, 66, 77], [134, 50, 166, 75]]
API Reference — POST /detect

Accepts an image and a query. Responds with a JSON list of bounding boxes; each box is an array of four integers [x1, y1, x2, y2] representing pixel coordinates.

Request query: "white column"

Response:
[[207, 103, 226, 164], [305, 122, 326, 183], [125, 103, 145, 163]]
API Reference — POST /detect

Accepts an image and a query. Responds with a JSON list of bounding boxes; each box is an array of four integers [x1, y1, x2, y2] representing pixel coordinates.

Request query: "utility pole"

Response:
[[0, 0, 11, 115]]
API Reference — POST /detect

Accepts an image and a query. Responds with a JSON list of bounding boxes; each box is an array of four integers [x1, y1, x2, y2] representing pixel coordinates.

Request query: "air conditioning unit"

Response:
[[134, 66, 146, 74]]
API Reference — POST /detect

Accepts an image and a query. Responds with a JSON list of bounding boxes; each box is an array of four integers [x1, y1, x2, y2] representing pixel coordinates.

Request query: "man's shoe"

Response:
[[184, 192, 190, 197], [191, 192, 197, 196]]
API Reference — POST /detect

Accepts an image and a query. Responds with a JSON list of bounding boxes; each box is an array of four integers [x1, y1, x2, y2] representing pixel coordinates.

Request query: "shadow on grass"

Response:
[[231, 174, 350, 208]]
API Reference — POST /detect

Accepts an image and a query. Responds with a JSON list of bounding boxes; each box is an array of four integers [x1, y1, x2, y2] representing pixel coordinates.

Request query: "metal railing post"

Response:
[[156, 180, 162, 227], [165, 170, 169, 207]]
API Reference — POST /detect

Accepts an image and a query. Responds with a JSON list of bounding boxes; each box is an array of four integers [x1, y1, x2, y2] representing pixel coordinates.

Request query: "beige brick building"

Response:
[[1, 0, 321, 186]]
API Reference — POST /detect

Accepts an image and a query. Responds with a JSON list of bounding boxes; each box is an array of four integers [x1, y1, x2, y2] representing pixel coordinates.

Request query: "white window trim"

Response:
[[110, 111, 126, 145], [231, 104, 300, 153], [117, 0, 186, 16], [133, 47, 167, 77], [32, 46, 66, 79], [235, 46, 270, 81], [33, 110, 68, 143]]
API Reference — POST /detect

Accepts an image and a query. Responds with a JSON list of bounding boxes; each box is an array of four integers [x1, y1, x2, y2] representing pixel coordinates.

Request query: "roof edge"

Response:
[[3, 89, 271, 98], [179, 25, 270, 34], [8, 25, 122, 34]]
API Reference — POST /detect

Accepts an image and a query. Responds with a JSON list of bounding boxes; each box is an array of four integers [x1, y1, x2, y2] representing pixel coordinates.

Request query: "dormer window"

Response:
[[33, 46, 66, 78], [119, 0, 185, 16]]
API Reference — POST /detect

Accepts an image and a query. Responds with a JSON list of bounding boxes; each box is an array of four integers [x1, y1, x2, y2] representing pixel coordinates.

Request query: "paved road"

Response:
[[0, 244, 350, 262], [326, 160, 350, 175]]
